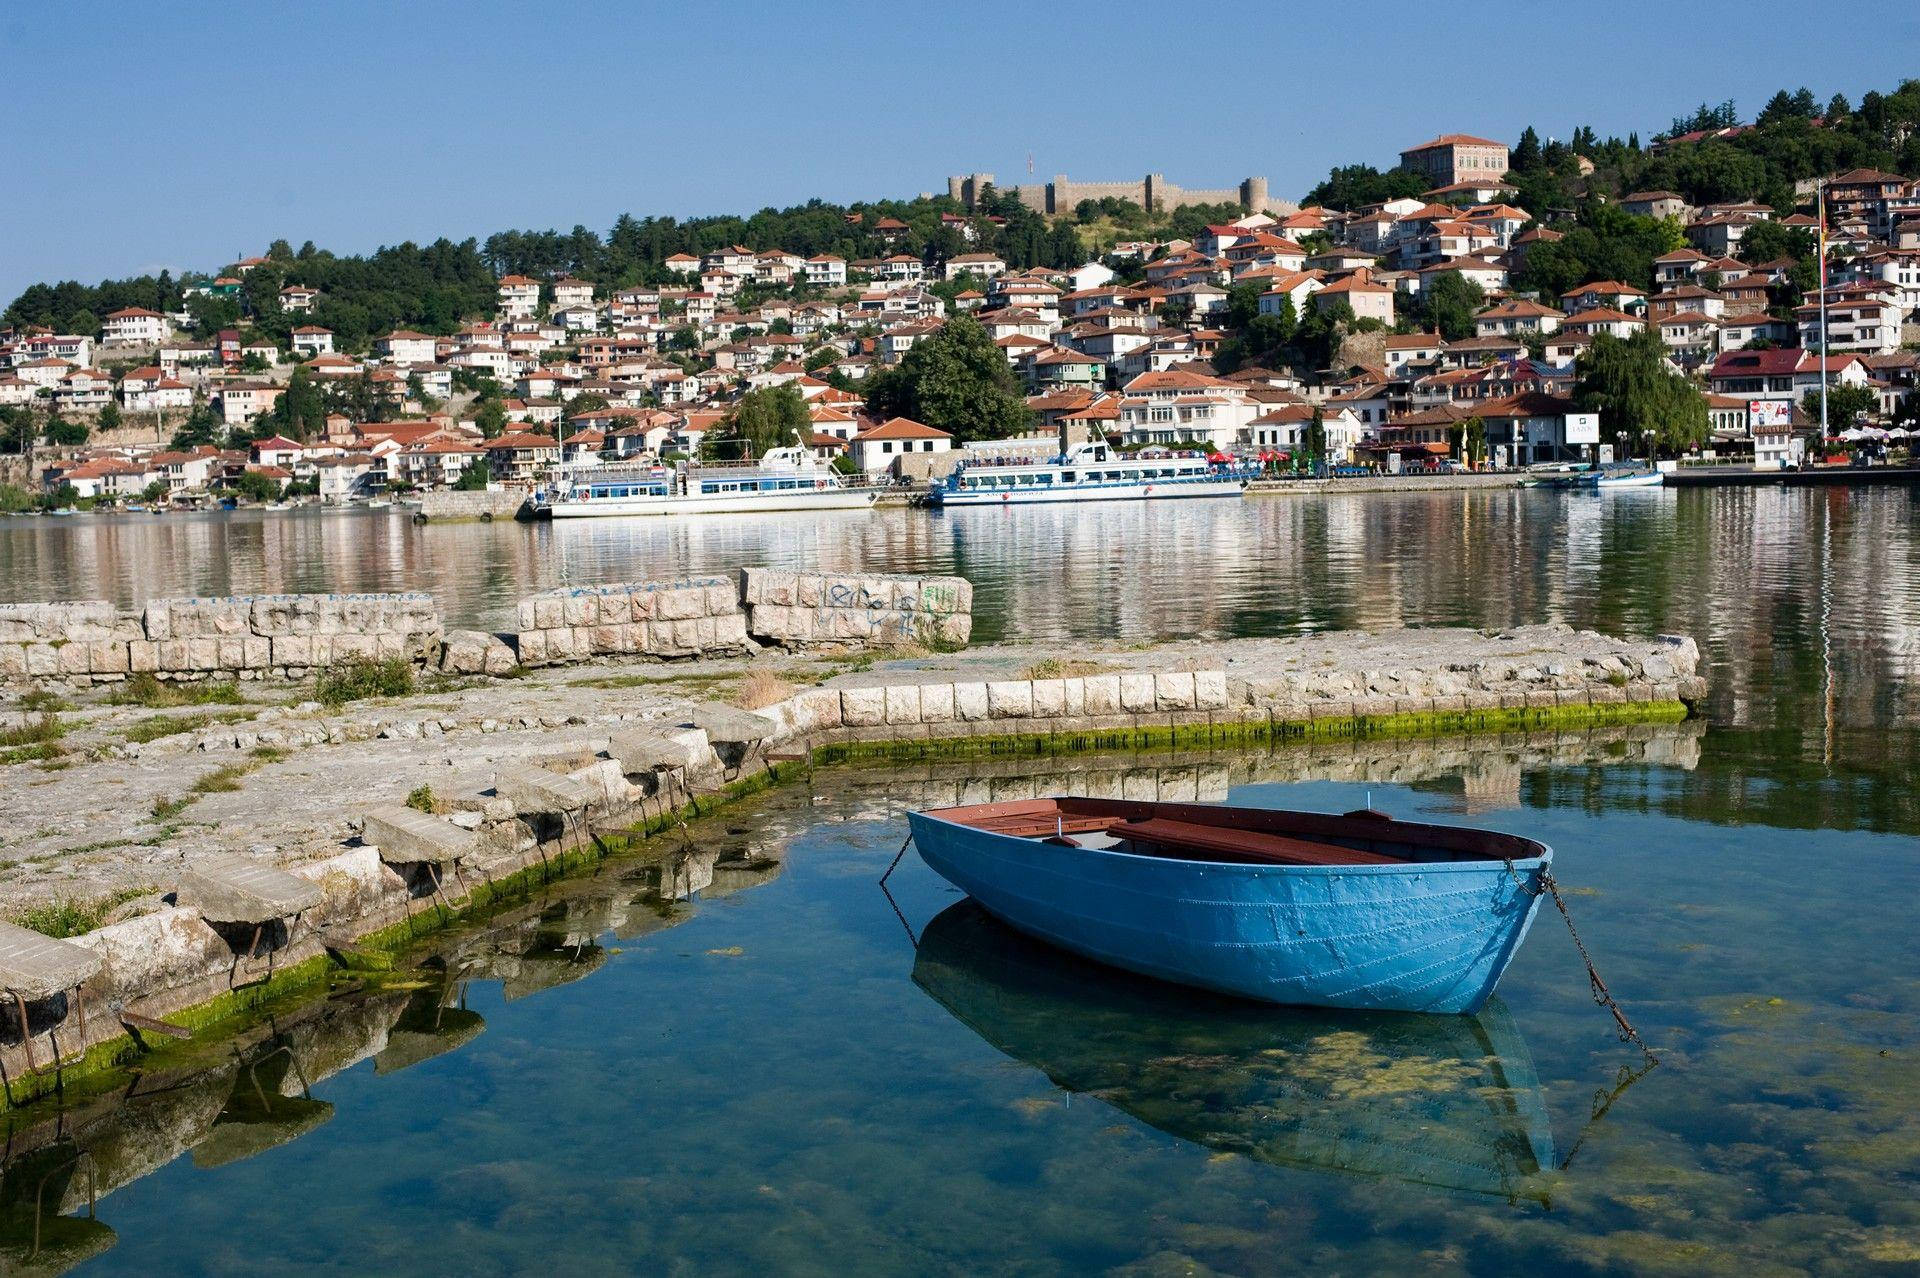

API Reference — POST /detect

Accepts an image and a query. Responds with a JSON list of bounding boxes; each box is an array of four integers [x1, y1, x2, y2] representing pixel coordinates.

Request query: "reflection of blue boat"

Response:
[[913, 900, 1557, 1201], [907, 798, 1550, 1015]]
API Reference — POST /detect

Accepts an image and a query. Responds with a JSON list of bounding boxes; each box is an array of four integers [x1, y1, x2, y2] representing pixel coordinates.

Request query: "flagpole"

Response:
[[1817, 179, 1828, 440]]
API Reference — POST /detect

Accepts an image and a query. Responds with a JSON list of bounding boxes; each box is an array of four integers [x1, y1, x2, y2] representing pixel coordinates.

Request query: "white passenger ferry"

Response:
[[930, 437, 1251, 507], [532, 447, 878, 519]]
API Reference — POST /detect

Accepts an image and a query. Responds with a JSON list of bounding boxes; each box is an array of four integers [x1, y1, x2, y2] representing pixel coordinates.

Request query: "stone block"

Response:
[[242, 636, 272, 669], [953, 682, 989, 721], [517, 600, 538, 632], [272, 629, 312, 667], [88, 640, 129, 675], [919, 683, 954, 723], [688, 702, 777, 744], [704, 579, 738, 615], [533, 597, 564, 629], [494, 765, 601, 815], [157, 639, 190, 672], [141, 604, 170, 642], [986, 680, 1033, 718], [840, 686, 887, 727], [787, 687, 842, 734], [1193, 671, 1228, 712], [654, 585, 706, 621], [712, 612, 749, 648], [516, 629, 548, 665], [740, 567, 795, 606], [362, 805, 478, 866], [178, 856, 324, 925], [884, 684, 921, 725], [1062, 678, 1085, 718], [609, 725, 712, 774], [597, 593, 628, 626], [1119, 673, 1158, 713], [1083, 675, 1121, 717], [1030, 679, 1065, 718], [24, 637, 56, 675], [561, 594, 595, 627], [1154, 672, 1196, 711], [0, 644, 26, 679], [212, 636, 243, 671], [55, 642, 89, 676]]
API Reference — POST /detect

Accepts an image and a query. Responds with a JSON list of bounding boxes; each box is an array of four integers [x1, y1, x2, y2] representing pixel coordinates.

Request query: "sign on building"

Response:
[[1564, 412, 1600, 444], [1749, 400, 1793, 429]]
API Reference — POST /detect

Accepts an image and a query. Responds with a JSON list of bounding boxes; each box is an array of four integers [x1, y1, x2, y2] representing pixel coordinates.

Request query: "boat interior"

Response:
[[926, 797, 1545, 868]]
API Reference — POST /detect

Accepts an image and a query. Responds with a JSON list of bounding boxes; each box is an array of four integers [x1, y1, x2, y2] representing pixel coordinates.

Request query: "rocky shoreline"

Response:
[[0, 622, 1704, 1107]]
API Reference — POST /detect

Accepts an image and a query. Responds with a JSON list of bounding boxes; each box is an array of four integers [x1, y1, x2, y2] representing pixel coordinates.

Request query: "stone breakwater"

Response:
[[0, 624, 1700, 1101], [0, 595, 441, 683], [0, 569, 974, 686]]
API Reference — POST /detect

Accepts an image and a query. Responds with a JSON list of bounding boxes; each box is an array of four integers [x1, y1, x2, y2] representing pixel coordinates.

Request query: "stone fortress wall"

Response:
[[947, 172, 1298, 217]]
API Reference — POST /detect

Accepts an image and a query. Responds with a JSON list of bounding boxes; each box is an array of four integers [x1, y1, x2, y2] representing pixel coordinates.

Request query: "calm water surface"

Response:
[[1, 488, 1916, 1273]]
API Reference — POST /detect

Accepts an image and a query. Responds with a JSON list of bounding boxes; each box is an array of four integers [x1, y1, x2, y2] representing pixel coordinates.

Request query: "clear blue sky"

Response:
[[2, 0, 1914, 303]]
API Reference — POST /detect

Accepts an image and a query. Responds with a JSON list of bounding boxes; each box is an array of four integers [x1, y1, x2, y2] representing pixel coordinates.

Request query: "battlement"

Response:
[[948, 172, 1295, 218]]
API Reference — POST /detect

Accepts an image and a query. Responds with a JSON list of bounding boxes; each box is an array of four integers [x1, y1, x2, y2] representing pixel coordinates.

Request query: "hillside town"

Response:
[[5, 114, 1920, 508]]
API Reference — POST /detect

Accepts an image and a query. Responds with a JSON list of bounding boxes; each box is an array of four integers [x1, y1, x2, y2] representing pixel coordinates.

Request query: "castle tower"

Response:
[[1241, 176, 1269, 212]]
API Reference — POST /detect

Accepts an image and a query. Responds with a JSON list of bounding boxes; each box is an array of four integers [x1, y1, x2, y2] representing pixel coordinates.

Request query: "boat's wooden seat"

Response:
[[1114, 817, 1403, 867], [968, 814, 1120, 838]]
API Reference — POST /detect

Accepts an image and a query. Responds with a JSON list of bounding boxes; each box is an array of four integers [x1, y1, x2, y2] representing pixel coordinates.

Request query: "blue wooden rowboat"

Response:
[[905, 797, 1551, 1015]]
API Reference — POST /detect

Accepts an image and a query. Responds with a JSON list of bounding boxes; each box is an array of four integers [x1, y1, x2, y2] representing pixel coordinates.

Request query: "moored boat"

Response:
[[533, 446, 877, 519], [906, 797, 1551, 1015], [930, 423, 1251, 507]]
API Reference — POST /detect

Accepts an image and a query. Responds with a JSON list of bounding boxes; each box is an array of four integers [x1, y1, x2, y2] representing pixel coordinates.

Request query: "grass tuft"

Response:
[[731, 668, 795, 710], [405, 783, 444, 814], [316, 658, 416, 707], [12, 888, 150, 938], [108, 673, 243, 708]]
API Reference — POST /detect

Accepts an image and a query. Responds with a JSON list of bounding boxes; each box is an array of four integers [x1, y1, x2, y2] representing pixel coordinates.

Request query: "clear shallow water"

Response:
[[2, 487, 1917, 1273], [3, 738, 1915, 1276]]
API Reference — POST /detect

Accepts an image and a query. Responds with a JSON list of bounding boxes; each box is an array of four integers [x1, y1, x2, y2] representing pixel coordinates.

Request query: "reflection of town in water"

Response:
[[3, 487, 1913, 765]]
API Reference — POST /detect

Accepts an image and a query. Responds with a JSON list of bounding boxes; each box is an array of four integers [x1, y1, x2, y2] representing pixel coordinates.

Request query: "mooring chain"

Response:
[[1505, 858, 1659, 1066]]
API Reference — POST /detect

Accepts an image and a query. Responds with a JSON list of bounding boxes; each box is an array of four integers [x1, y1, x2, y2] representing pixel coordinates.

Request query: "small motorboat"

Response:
[[906, 797, 1551, 1015]]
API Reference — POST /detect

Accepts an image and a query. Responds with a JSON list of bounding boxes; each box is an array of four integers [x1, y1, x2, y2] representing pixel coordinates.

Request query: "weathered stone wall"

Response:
[[739, 568, 972, 648], [415, 489, 525, 521], [0, 594, 442, 683], [509, 578, 749, 666]]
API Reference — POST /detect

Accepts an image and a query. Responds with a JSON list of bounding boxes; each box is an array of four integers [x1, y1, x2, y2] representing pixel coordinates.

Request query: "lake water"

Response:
[[3, 487, 1918, 1273]]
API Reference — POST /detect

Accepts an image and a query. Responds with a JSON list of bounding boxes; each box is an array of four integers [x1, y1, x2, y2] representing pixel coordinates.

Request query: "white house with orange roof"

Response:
[[551, 277, 595, 310], [278, 285, 318, 313], [102, 307, 172, 344], [497, 275, 541, 318], [373, 330, 439, 366], [850, 416, 952, 475], [291, 325, 335, 356]]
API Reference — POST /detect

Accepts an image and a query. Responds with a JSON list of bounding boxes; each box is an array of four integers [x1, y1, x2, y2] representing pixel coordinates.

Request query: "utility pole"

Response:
[[1817, 179, 1829, 440]]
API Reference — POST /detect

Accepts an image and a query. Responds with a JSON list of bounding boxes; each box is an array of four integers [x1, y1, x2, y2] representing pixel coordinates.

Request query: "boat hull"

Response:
[[546, 489, 879, 518], [906, 805, 1549, 1015], [931, 478, 1246, 506], [1595, 471, 1664, 489]]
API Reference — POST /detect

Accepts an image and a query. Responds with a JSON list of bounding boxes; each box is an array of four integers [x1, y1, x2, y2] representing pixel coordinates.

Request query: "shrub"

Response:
[[109, 674, 242, 708], [405, 784, 442, 814], [731, 668, 795, 710], [316, 658, 416, 706]]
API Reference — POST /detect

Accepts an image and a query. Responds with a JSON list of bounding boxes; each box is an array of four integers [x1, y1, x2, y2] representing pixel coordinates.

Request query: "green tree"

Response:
[[171, 398, 223, 449], [45, 409, 88, 447], [702, 384, 810, 458], [97, 401, 122, 431], [231, 470, 283, 503], [1574, 329, 1708, 455], [863, 314, 1031, 442], [474, 397, 508, 439], [1802, 382, 1877, 428], [454, 458, 492, 489], [1408, 271, 1484, 341], [266, 365, 327, 440]]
